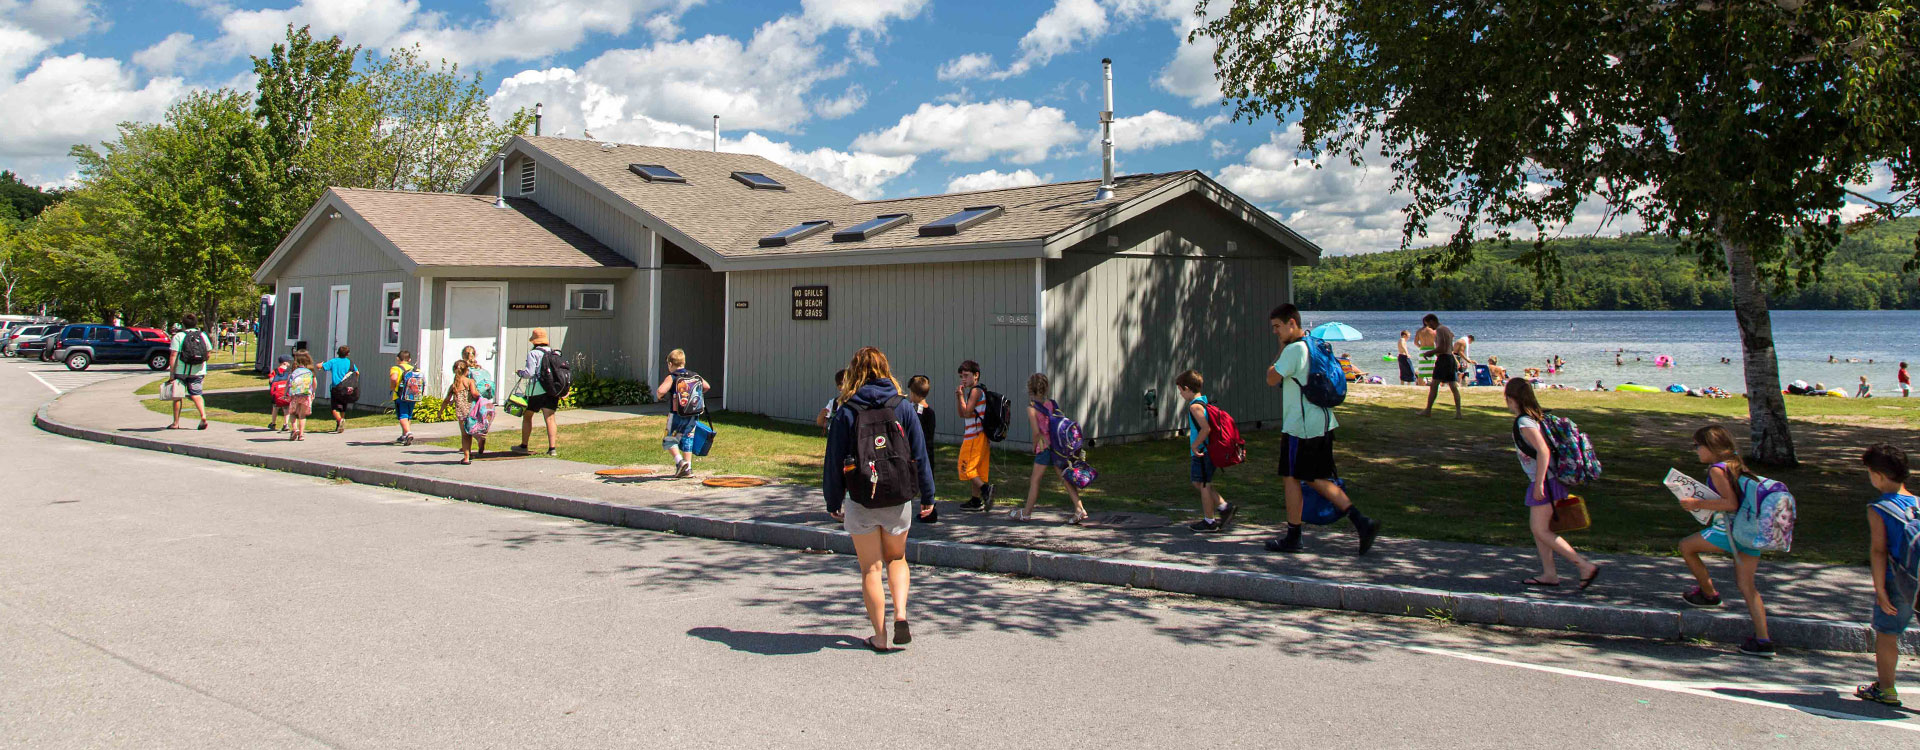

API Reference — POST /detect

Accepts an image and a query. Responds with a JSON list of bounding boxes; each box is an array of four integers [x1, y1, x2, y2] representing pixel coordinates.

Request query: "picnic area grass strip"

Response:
[[133, 370, 269, 396], [467, 386, 1917, 565], [139, 390, 400, 430]]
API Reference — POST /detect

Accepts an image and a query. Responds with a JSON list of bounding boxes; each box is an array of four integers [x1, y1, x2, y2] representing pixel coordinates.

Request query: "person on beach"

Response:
[[1857, 443, 1917, 706], [1616, 352, 1624, 367], [1396, 330, 1417, 385], [1900, 362, 1911, 398], [1506, 378, 1602, 589], [287, 351, 316, 441], [817, 369, 847, 430], [512, 329, 560, 456], [1487, 356, 1507, 384], [1413, 322, 1436, 385], [1266, 304, 1380, 555], [1676, 425, 1775, 658], [447, 360, 490, 464], [1858, 375, 1873, 399], [1177, 370, 1236, 533], [1012, 373, 1090, 524], [166, 314, 212, 430], [822, 347, 936, 653], [1417, 314, 1461, 417]]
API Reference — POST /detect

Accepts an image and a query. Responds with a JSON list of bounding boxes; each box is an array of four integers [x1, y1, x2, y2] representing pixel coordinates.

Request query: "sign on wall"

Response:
[[791, 286, 828, 320], [509, 302, 551, 311]]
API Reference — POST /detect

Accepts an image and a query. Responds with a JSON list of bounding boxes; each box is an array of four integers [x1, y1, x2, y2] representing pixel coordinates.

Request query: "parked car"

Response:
[[48, 324, 175, 371], [15, 330, 58, 360], [4, 324, 53, 356], [128, 327, 169, 342]]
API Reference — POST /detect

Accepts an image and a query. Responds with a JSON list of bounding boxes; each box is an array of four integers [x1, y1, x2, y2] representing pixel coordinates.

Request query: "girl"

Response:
[[1506, 378, 1602, 589], [447, 360, 490, 464], [1011, 373, 1090, 524], [460, 345, 496, 402], [287, 351, 316, 441], [1677, 425, 1775, 657], [821, 347, 935, 652]]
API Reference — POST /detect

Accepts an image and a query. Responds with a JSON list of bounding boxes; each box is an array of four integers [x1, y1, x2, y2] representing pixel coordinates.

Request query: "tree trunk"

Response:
[[1721, 231, 1797, 467]]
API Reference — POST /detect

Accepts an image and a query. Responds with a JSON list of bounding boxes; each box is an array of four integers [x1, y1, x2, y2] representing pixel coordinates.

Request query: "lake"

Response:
[[1301, 310, 1919, 395]]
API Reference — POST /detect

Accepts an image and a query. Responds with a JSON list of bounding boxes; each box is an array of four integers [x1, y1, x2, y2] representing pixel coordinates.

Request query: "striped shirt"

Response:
[[962, 386, 986, 439]]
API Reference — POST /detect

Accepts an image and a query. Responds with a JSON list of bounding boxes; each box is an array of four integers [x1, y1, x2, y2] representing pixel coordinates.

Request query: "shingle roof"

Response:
[[333, 188, 633, 269]]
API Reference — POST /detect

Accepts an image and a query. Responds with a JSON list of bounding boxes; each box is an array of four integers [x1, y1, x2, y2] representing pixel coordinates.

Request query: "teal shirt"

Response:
[[1275, 339, 1338, 438], [1186, 394, 1210, 449]]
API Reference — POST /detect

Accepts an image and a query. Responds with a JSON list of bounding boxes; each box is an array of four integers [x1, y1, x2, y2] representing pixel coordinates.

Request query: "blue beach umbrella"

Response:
[[1311, 322, 1364, 342]]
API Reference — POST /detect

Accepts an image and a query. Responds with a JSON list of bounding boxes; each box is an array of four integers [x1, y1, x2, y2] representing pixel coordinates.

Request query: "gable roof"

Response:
[[254, 188, 634, 283]]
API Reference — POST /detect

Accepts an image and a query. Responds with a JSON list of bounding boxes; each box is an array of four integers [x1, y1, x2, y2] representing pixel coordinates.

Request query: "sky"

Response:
[[0, 0, 1899, 255]]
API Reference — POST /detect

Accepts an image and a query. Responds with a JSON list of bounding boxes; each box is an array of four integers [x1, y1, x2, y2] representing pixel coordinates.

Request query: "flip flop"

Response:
[[1579, 567, 1603, 590], [1522, 577, 1561, 587], [864, 635, 893, 653]]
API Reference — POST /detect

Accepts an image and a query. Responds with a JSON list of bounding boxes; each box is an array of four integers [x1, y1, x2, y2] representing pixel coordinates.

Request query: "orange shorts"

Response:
[[958, 435, 990, 481]]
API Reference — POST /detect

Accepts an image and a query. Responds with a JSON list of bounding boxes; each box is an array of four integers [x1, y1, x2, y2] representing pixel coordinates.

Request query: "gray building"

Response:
[[256, 135, 1323, 445]]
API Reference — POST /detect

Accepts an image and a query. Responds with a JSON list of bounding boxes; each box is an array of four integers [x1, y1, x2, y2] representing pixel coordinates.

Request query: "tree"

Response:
[[1197, 1, 1920, 465], [357, 46, 534, 193], [0, 219, 22, 313], [251, 24, 361, 252], [0, 170, 66, 222]]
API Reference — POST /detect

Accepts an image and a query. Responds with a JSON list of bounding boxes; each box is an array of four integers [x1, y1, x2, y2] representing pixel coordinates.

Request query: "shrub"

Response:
[[567, 369, 652, 408], [412, 395, 456, 424]]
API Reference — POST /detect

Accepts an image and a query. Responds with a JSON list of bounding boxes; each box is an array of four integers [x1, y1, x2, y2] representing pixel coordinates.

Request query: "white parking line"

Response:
[[27, 369, 61, 394]]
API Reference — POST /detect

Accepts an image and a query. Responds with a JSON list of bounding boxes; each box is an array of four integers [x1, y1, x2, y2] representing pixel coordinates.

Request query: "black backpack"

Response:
[[178, 329, 209, 365], [851, 396, 916, 508], [331, 366, 360, 406], [537, 347, 572, 398], [977, 385, 1012, 442]]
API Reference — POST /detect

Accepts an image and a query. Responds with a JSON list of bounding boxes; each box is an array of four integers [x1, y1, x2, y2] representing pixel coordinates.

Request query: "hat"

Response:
[[529, 328, 550, 346], [276, 355, 291, 364]]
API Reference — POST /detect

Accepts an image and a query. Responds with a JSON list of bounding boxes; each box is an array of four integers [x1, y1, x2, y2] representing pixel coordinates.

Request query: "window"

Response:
[[284, 287, 304, 345], [758, 220, 832, 248], [380, 282, 403, 353], [519, 159, 536, 195], [730, 171, 785, 190], [918, 205, 1005, 237], [113, 328, 135, 343], [832, 213, 911, 242], [89, 326, 113, 342], [566, 284, 614, 317], [628, 163, 686, 183]]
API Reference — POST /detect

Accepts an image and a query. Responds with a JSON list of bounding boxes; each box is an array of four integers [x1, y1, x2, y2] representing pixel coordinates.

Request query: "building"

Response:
[[255, 135, 1323, 446]]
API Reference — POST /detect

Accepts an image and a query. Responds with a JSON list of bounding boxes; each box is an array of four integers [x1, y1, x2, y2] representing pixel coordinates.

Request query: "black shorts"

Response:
[[1397, 355, 1416, 383], [1432, 353, 1458, 383], [525, 393, 561, 412], [1280, 433, 1338, 482]]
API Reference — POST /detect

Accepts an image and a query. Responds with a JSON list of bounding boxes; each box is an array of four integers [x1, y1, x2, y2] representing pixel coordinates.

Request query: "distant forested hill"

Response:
[[1295, 219, 1919, 310]]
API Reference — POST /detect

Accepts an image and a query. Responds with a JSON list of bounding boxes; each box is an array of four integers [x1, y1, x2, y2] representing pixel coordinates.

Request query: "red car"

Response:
[[128, 327, 169, 342]]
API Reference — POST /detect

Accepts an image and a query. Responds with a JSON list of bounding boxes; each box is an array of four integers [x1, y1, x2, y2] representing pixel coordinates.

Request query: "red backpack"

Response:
[[1202, 402, 1246, 468], [268, 363, 291, 407]]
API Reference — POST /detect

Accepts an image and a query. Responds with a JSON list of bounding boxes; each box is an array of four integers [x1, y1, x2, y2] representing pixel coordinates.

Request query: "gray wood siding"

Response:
[[521, 157, 650, 265], [658, 267, 727, 395], [272, 271, 412, 402], [728, 260, 1039, 445], [1044, 194, 1294, 440], [279, 215, 400, 278], [499, 279, 627, 388]]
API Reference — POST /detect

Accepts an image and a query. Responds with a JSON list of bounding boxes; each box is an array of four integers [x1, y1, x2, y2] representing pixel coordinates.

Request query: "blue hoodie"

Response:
[[824, 379, 936, 515]]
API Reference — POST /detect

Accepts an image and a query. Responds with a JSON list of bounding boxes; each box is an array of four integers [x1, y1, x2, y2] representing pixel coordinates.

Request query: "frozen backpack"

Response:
[[1728, 475, 1796, 554], [1874, 496, 1920, 607]]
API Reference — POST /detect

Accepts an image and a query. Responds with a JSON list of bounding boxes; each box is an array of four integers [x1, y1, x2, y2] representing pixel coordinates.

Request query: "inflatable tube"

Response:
[[1654, 355, 1673, 367], [1616, 384, 1659, 393], [1383, 355, 1396, 362], [1667, 384, 1686, 393], [1828, 389, 1849, 398]]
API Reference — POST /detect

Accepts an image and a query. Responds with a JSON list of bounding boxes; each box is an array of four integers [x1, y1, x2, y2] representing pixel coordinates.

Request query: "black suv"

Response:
[[50, 324, 176, 371]]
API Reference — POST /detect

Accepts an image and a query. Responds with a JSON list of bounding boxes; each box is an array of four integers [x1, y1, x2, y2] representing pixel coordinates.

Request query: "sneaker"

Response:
[[1265, 534, 1303, 553], [979, 483, 996, 513], [393, 435, 407, 445], [1355, 517, 1381, 556], [961, 498, 985, 512], [1188, 518, 1223, 533], [1737, 638, 1775, 658], [1856, 682, 1902, 707], [921, 505, 939, 524], [546, 448, 558, 457], [1217, 502, 1238, 531], [676, 461, 692, 478], [403, 434, 415, 446], [1681, 587, 1722, 607]]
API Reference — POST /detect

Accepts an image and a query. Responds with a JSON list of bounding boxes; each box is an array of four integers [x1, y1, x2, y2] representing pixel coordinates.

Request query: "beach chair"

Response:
[[1473, 364, 1494, 387], [1338, 355, 1367, 383]]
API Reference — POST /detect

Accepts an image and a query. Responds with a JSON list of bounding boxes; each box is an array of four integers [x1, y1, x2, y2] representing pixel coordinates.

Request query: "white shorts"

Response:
[[843, 501, 913, 536]]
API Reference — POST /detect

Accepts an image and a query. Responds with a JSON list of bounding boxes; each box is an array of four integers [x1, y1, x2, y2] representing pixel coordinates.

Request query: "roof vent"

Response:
[[918, 206, 1004, 237], [759, 220, 832, 248], [629, 163, 686, 183], [833, 214, 911, 242]]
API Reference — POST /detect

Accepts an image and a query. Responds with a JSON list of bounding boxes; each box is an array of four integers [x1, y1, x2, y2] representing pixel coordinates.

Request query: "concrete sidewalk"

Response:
[[39, 372, 1919, 654]]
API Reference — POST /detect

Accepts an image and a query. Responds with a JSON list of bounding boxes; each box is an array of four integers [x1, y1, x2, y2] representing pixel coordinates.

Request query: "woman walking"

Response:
[[822, 346, 936, 652], [1506, 378, 1602, 589]]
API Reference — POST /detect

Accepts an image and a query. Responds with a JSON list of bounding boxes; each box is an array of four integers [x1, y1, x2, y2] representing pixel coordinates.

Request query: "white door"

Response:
[[328, 287, 351, 355], [445, 282, 505, 390]]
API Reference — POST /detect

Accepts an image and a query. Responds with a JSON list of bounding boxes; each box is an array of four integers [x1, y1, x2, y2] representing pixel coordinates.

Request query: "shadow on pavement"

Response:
[[686, 626, 862, 655]]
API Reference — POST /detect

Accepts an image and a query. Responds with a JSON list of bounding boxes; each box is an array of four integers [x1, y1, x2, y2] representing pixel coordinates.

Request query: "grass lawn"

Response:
[[133, 370, 268, 395], [494, 387, 1920, 565], [139, 390, 400, 430]]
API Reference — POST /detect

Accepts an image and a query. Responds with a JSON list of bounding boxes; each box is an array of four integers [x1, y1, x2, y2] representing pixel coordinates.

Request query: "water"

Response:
[[1302, 310, 1919, 395]]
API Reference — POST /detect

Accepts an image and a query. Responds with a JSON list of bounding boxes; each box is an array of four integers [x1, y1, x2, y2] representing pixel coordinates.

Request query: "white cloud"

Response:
[[851, 99, 1083, 163], [1220, 125, 1409, 254], [215, 0, 421, 59], [1208, 138, 1234, 159], [1101, 109, 1204, 152], [815, 85, 866, 119], [999, 0, 1107, 78], [936, 52, 994, 81], [0, 54, 188, 182], [798, 0, 927, 31], [132, 32, 209, 75], [946, 168, 1051, 193], [944, 0, 1221, 106], [731, 132, 915, 200], [643, 12, 681, 40], [2, 0, 101, 40], [1156, 22, 1220, 105]]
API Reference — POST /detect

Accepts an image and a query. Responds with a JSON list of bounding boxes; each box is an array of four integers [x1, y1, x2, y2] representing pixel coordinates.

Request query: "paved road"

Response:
[[3, 358, 1917, 747]]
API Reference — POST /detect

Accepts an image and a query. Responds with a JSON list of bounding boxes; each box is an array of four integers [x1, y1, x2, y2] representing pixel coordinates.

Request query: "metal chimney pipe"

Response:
[[712, 115, 720, 152], [494, 153, 506, 208], [1096, 58, 1116, 201], [534, 102, 543, 136]]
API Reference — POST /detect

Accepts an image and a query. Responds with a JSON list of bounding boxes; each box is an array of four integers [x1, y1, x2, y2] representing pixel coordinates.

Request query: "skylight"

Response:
[[832, 214, 911, 242], [917, 205, 1005, 237], [629, 163, 685, 183], [731, 171, 785, 190], [758, 220, 832, 248]]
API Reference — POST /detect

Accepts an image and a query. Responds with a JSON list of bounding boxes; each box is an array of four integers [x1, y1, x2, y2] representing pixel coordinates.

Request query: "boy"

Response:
[[1899, 362, 1910, 398], [1265, 303, 1382, 555], [166, 314, 212, 430], [389, 350, 419, 445], [1417, 313, 1461, 417], [322, 345, 356, 433], [907, 374, 939, 524], [654, 349, 707, 477], [267, 355, 292, 431], [1176, 370, 1235, 532], [956, 360, 994, 512], [1858, 443, 1917, 706]]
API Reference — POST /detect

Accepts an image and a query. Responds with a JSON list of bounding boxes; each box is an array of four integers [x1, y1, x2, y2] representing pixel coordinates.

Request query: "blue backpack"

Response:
[[1296, 335, 1348, 409], [1728, 474, 1796, 554], [1873, 496, 1920, 606]]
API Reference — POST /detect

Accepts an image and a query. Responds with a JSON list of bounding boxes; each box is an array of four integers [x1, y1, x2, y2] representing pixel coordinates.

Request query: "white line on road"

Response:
[[1404, 644, 1919, 732], [27, 369, 61, 394]]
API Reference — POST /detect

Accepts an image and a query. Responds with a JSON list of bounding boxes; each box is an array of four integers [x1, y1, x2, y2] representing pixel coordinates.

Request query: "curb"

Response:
[[34, 401, 1919, 656]]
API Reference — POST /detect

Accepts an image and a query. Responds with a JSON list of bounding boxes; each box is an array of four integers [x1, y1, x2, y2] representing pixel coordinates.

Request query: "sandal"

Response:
[[1579, 566, 1603, 590], [1006, 509, 1031, 521], [1068, 511, 1090, 526], [864, 635, 893, 653], [892, 620, 912, 645], [1522, 577, 1561, 587]]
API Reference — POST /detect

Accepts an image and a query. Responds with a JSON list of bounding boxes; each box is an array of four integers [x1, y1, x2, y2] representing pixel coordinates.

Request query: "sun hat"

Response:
[[529, 328, 550, 346]]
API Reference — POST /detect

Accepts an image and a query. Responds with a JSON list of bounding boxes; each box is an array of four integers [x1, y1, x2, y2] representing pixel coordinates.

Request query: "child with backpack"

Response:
[[1265, 304, 1379, 554], [1858, 443, 1917, 706], [287, 351, 317, 442], [1176, 369, 1237, 533], [906, 375, 936, 444], [322, 345, 357, 434], [1507, 378, 1602, 589], [956, 360, 995, 512], [390, 350, 422, 446], [1012, 373, 1091, 524], [1676, 425, 1774, 657], [654, 349, 708, 478], [817, 369, 847, 431], [267, 355, 292, 431]]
